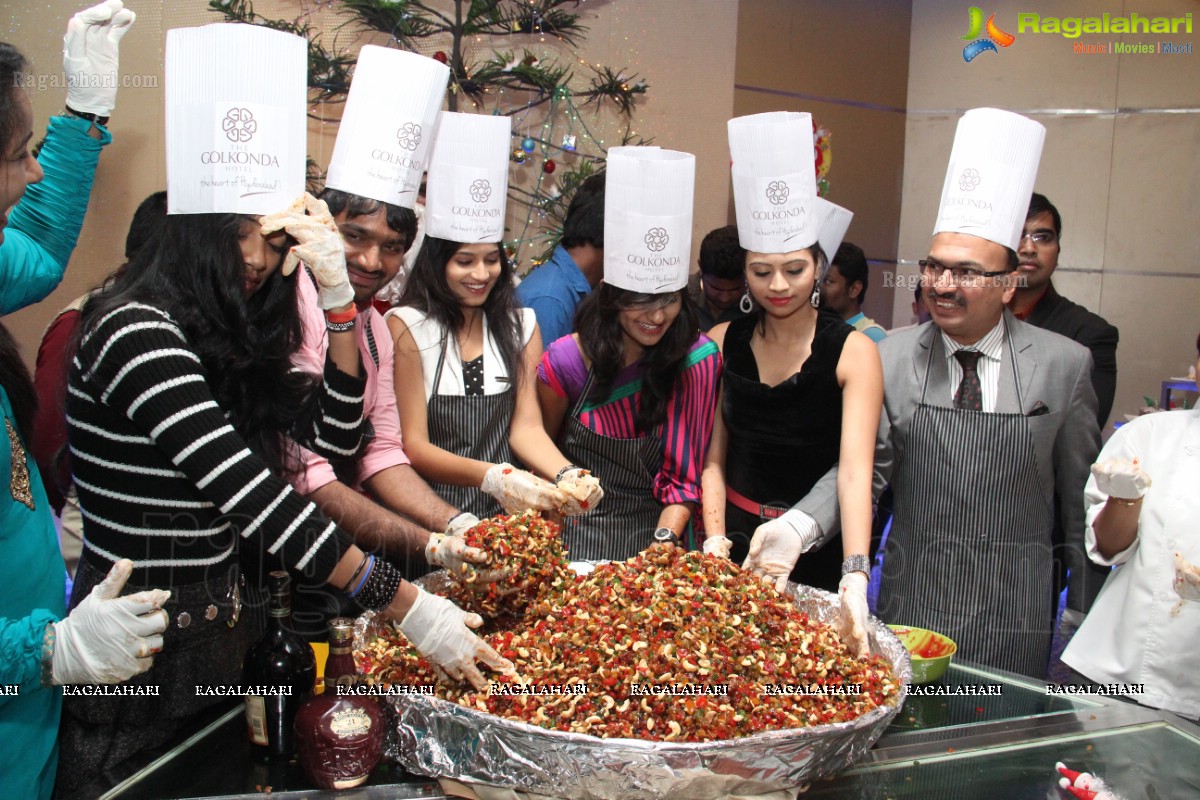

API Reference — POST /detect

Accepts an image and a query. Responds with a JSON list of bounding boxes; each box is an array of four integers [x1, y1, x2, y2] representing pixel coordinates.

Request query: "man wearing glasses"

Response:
[[869, 110, 1101, 677], [1008, 194, 1119, 428]]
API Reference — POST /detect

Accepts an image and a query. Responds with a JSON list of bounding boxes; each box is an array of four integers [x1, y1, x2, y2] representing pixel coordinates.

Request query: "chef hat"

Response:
[[813, 197, 853, 266], [603, 146, 695, 293], [728, 112, 819, 253], [933, 108, 1045, 251], [325, 46, 449, 209], [424, 112, 511, 242], [165, 24, 306, 215]]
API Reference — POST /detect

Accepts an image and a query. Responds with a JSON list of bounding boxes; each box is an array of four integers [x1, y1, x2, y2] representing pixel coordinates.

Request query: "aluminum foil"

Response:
[[355, 575, 911, 800]]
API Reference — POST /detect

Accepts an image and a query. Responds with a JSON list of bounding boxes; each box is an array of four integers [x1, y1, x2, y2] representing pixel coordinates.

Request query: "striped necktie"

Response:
[[953, 350, 983, 411]]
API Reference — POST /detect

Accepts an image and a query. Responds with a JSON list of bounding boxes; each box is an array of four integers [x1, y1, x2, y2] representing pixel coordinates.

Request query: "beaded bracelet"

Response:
[[40, 622, 56, 687], [325, 319, 356, 333], [353, 558, 403, 611], [555, 464, 581, 483]]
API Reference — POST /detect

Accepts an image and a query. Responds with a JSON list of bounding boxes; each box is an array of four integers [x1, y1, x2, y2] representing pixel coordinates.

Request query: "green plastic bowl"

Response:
[[887, 625, 957, 683]]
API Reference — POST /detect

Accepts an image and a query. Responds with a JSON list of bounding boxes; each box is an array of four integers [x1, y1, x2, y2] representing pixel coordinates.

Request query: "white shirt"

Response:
[[1062, 408, 1200, 718], [940, 318, 1005, 412], [384, 306, 536, 398]]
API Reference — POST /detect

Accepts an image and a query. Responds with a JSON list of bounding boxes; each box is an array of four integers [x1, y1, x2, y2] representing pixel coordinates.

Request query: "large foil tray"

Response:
[[356, 570, 911, 800]]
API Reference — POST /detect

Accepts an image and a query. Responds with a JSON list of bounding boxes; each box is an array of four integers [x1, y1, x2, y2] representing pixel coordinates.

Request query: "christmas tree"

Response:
[[209, 0, 650, 267]]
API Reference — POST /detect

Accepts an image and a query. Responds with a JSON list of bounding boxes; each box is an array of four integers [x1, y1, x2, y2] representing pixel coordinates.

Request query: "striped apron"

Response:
[[557, 371, 663, 561], [425, 338, 513, 519], [878, 328, 1055, 677]]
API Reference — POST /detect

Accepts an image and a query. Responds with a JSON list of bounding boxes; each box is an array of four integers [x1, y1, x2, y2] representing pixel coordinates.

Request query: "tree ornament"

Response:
[[433, 51, 448, 64], [543, 159, 556, 174], [521, 136, 537, 153], [511, 148, 528, 165], [561, 134, 577, 151]]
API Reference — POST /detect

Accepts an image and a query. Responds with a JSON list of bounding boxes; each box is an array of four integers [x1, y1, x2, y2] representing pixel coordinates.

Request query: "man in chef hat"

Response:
[[857, 109, 1100, 676], [285, 46, 513, 634]]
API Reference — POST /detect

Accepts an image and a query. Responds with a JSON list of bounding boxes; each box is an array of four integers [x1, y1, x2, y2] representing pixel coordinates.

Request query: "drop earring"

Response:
[[739, 290, 753, 314], [810, 286, 821, 309]]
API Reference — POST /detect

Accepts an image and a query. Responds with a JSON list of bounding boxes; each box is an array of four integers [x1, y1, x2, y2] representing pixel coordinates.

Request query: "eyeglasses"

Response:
[[918, 259, 1011, 288], [616, 291, 682, 311], [1020, 230, 1057, 246]]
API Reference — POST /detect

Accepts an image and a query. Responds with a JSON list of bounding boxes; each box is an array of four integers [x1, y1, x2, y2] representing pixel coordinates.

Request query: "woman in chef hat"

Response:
[[700, 112, 881, 658], [386, 112, 602, 524], [58, 27, 512, 797], [537, 146, 722, 562]]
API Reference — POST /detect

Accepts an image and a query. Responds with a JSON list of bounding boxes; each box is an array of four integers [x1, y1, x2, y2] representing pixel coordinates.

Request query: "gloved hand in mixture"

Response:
[[397, 587, 515, 688], [742, 509, 823, 594], [64, 0, 136, 117], [481, 463, 562, 514], [260, 193, 354, 310], [554, 466, 603, 516], [702, 535, 733, 559], [837, 571, 870, 658], [1090, 458, 1152, 500], [49, 559, 170, 685], [426, 513, 507, 586]]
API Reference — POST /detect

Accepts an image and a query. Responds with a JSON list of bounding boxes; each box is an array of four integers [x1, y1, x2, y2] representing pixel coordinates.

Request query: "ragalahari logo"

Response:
[[222, 107, 257, 143], [961, 7, 1016, 62]]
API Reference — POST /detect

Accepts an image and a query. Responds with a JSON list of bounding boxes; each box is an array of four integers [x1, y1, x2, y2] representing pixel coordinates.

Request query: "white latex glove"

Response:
[[63, 0, 135, 116], [51, 559, 170, 685], [397, 588, 515, 689], [426, 531, 506, 586], [1171, 551, 1200, 617], [259, 193, 353, 310], [837, 572, 870, 658], [702, 535, 733, 559], [742, 509, 822, 594], [1091, 458, 1152, 500], [480, 463, 562, 514], [555, 467, 603, 516]]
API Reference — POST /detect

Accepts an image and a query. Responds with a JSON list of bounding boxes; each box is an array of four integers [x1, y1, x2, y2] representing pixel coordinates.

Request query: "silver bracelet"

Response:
[[841, 554, 872, 577]]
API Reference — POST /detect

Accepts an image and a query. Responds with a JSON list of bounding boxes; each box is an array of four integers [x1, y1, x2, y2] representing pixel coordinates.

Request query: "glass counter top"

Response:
[[106, 662, 1188, 800]]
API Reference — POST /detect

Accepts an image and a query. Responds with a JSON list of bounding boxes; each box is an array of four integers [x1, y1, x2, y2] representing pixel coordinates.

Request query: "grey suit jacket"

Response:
[[797, 311, 1103, 612]]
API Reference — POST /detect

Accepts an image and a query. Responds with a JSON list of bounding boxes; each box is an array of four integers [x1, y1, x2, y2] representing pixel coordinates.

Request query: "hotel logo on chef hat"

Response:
[[603, 146, 696, 293], [728, 112, 820, 253], [326, 46, 449, 209], [165, 24, 307, 215], [933, 107, 1045, 251], [813, 197, 853, 266], [425, 112, 511, 242]]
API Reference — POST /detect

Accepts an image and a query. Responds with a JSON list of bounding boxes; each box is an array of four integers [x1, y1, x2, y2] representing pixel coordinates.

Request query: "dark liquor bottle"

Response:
[[243, 571, 317, 755], [295, 617, 385, 789]]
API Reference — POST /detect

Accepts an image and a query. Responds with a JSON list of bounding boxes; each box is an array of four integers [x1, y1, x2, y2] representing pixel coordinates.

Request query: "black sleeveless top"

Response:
[[722, 311, 853, 590]]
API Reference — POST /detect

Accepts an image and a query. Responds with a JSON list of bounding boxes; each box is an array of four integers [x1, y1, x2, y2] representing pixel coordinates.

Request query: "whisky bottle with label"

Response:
[[294, 617, 385, 789], [242, 571, 316, 755]]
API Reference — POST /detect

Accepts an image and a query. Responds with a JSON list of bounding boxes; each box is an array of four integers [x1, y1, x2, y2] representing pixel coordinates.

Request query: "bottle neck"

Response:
[[324, 636, 356, 686]]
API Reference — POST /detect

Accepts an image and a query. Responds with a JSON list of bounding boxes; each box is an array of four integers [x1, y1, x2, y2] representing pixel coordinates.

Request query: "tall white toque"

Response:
[[325, 46, 449, 209], [933, 107, 1046, 251], [424, 112, 511, 243], [728, 111, 819, 254], [165, 24, 306, 215], [813, 197, 854, 265], [603, 146, 695, 293]]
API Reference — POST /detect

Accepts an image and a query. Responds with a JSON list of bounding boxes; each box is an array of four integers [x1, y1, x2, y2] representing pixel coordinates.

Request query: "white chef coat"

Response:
[[1062, 407, 1200, 718]]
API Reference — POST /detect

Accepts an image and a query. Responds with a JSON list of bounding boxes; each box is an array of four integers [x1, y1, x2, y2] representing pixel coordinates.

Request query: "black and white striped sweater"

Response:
[[67, 302, 365, 588]]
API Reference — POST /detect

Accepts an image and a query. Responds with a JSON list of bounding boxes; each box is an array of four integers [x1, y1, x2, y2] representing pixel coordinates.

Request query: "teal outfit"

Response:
[[0, 114, 110, 800], [846, 311, 887, 343]]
